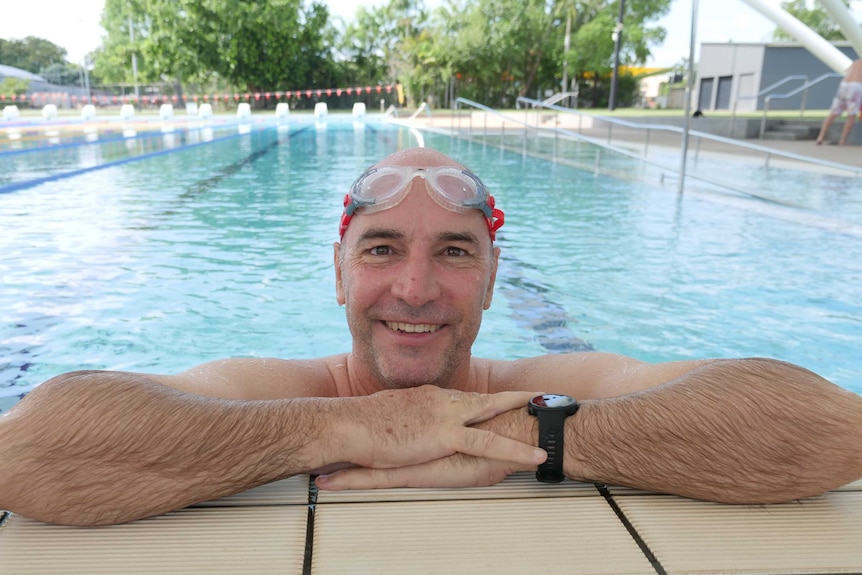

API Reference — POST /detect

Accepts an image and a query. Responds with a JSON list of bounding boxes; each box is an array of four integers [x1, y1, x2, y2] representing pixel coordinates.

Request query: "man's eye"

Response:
[[444, 247, 468, 257], [369, 246, 391, 256]]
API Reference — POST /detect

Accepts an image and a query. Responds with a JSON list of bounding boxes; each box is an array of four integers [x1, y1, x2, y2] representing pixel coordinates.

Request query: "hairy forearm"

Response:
[[0, 376, 540, 524], [0, 371, 343, 525], [567, 358, 862, 503]]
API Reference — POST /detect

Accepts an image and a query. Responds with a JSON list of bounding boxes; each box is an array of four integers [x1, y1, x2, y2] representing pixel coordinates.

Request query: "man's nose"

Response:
[[390, 254, 441, 307]]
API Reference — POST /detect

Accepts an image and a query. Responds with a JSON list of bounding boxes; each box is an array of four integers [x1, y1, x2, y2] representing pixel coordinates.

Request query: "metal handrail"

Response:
[[519, 96, 862, 176], [760, 72, 843, 138], [443, 96, 862, 211], [408, 102, 431, 120], [517, 91, 580, 109], [453, 96, 643, 160], [454, 97, 639, 159], [730, 75, 808, 134], [452, 96, 862, 196], [732, 75, 808, 115], [453, 98, 798, 203], [542, 91, 579, 108]]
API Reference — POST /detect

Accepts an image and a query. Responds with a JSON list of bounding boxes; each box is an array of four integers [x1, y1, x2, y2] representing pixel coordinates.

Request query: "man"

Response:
[[1, 148, 860, 526], [816, 59, 862, 145]]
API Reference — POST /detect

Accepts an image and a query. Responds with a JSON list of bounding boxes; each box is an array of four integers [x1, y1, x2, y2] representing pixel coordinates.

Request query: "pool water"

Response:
[[2, 116, 861, 411]]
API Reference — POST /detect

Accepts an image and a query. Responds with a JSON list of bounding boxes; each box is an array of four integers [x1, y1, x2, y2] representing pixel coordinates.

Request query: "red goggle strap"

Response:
[[486, 195, 504, 241], [487, 208, 504, 241], [339, 193, 352, 239]]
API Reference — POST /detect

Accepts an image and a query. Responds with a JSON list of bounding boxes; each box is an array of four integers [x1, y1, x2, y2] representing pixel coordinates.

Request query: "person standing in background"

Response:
[[816, 59, 862, 145]]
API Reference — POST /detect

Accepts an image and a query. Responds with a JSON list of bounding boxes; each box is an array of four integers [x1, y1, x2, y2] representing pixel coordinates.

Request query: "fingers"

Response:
[[316, 456, 513, 491], [317, 466, 433, 491], [450, 390, 544, 467], [455, 428, 546, 467], [461, 390, 538, 426]]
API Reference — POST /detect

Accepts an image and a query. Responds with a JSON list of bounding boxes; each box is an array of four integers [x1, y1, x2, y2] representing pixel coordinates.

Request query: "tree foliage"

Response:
[[336, 6, 391, 86], [4, 0, 671, 109], [334, 0, 669, 108], [383, 0, 670, 108], [561, 0, 669, 107], [92, 0, 152, 85], [773, 0, 848, 41], [39, 63, 85, 86], [95, 0, 337, 91], [0, 36, 68, 73], [0, 77, 30, 98]]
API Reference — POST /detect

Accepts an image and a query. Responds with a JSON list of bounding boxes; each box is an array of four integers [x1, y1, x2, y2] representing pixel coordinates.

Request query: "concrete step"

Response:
[[762, 121, 819, 140], [762, 131, 813, 140]]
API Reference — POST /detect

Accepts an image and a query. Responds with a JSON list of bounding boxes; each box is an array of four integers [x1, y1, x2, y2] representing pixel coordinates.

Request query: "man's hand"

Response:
[[320, 405, 538, 489], [336, 386, 544, 471], [315, 453, 516, 490]]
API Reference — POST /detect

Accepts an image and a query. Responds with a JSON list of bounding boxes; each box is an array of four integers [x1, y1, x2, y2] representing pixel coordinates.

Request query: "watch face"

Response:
[[530, 394, 577, 409]]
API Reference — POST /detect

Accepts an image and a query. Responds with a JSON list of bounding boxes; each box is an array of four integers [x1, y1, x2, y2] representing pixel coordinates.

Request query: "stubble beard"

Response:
[[369, 334, 464, 390], [350, 319, 469, 390]]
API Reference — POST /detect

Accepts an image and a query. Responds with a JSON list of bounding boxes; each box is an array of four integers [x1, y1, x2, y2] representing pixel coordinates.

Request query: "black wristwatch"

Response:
[[528, 394, 579, 483]]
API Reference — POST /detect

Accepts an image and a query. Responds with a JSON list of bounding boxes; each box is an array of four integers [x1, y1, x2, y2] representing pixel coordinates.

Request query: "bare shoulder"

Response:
[[483, 352, 714, 399], [148, 354, 348, 400]]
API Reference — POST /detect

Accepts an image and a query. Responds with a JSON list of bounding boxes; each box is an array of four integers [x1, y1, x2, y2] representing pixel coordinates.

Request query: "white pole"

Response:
[[84, 62, 90, 97], [678, 0, 698, 194], [738, 0, 852, 72], [609, 0, 626, 110], [562, 12, 571, 100], [129, 15, 140, 100], [817, 0, 862, 60]]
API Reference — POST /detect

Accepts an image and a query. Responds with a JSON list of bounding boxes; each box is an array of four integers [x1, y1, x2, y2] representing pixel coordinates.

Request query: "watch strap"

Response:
[[535, 410, 568, 483]]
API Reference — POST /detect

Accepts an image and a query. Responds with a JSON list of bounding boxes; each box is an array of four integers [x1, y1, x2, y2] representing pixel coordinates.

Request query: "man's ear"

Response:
[[334, 242, 346, 306], [483, 246, 500, 310]]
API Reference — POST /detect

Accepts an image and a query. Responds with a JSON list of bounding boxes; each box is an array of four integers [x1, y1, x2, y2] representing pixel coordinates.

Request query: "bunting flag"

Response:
[[1, 85, 396, 108]]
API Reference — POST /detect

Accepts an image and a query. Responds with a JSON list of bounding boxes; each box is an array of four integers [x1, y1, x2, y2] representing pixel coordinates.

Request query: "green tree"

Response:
[[400, 24, 447, 106], [0, 36, 68, 73], [380, 0, 430, 88], [337, 4, 398, 87], [440, 0, 556, 105], [89, 0, 670, 109], [334, 0, 431, 100], [408, 0, 669, 109], [92, 0, 149, 85], [0, 77, 30, 98], [562, 0, 669, 107], [39, 63, 85, 86], [95, 0, 337, 96], [773, 0, 848, 41]]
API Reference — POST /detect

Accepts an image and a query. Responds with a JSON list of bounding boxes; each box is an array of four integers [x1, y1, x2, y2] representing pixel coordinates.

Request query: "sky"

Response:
[[1, 0, 860, 70]]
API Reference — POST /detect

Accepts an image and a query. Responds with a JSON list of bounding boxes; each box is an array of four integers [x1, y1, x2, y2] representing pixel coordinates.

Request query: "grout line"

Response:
[[596, 484, 667, 575], [302, 476, 318, 575]]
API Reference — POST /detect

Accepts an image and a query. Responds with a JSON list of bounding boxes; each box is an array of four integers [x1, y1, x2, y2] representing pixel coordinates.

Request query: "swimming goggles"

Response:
[[339, 166, 505, 240]]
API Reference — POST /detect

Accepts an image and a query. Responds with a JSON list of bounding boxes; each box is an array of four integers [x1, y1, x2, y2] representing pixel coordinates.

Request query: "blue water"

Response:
[[1, 115, 861, 412]]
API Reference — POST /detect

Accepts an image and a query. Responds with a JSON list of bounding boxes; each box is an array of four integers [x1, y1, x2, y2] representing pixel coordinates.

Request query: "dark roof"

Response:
[[0, 64, 47, 82]]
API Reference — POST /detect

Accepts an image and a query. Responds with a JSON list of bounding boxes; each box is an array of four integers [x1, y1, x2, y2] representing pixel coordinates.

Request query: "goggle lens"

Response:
[[434, 170, 480, 204], [353, 171, 405, 208]]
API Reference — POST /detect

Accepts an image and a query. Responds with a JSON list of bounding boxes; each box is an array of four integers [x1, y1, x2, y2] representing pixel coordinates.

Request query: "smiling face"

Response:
[[334, 149, 500, 390]]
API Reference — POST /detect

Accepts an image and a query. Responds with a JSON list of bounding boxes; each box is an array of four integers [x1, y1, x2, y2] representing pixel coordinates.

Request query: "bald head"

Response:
[[374, 147, 463, 170]]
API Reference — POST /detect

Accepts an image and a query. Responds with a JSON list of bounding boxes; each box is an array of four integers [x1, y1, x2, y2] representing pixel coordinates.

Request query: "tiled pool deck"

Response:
[[2, 474, 861, 574]]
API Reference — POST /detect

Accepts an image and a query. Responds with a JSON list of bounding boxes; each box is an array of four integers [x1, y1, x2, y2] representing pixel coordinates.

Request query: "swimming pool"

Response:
[[2, 114, 861, 412]]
